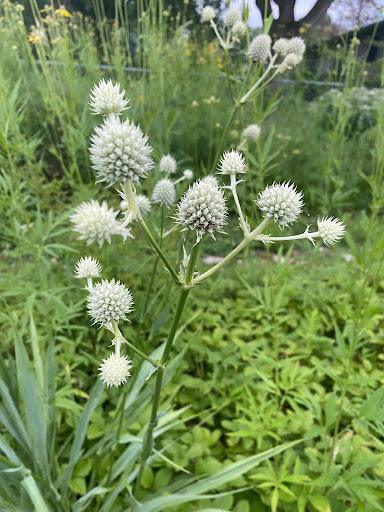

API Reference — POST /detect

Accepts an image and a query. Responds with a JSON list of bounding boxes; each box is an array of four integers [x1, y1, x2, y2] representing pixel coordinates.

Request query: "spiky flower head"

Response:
[[218, 150, 247, 175], [87, 278, 134, 326], [176, 179, 228, 240], [70, 200, 132, 247], [256, 182, 304, 227], [317, 217, 345, 246], [286, 37, 306, 57], [243, 124, 261, 142], [233, 21, 247, 37], [273, 38, 289, 55], [224, 8, 242, 27], [281, 53, 303, 70], [74, 256, 102, 279], [247, 34, 272, 62], [202, 175, 219, 187], [152, 178, 176, 208], [89, 117, 153, 186], [89, 79, 129, 116], [99, 353, 132, 387], [183, 169, 194, 180], [159, 154, 177, 175], [202, 5, 216, 22]]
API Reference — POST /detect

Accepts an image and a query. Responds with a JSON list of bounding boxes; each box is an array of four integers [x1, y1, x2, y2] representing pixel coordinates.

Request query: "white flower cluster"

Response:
[[218, 150, 247, 175], [99, 353, 132, 387], [247, 34, 272, 62], [202, 4, 247, 48], [87, 278, 134, 326], [176, 179, 228, 240], [243, 124, 261, 142], [202, 6, 215, 22], [70, 200, 132, 247], [256, 182, 304, 227], [317, 217, 345, 246], [152, 178, 176, 208], [224, 8, 242, 27], [159, 154, 177, 175], [74, 256, 102, 279], [89, 79, 129, 116]]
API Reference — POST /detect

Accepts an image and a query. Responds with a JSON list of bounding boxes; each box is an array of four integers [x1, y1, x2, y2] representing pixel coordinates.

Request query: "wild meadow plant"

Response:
[[70, 75, 345, 504]]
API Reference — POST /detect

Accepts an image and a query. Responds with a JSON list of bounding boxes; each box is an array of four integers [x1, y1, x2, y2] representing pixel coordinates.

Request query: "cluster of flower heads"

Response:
[[75, 257, 134, 387], [247, 33, 305, 68], [201, 5, 247, 49]]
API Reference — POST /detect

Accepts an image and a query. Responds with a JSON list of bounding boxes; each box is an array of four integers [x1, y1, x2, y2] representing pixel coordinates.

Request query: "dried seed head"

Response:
[[89, 79, 129, 116], [74, 256, 102, 279], [281, 53, 303, 70], [247, 34, 272, 62], [87, 279, 134, 326], [233, 21, 247, 37], [89, 117, 153, 186], [317, 217, 345, 246], [70, 200, 132, 247], [256, 182, 304, 227], [218, 150, 247, 175], [273, 38, 289, 56], [152, 178, 176, 208], [286, 37, 306, 57], [99, 353, 132, 387], [176, 179, 228, 241]]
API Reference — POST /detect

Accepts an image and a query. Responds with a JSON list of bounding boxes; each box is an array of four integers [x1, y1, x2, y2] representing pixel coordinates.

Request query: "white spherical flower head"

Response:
[[286, 37, 306, 57], [183, 169, 194, 180], [256, 182, 304, 227], [243, 124, 261, 142], [99, 353, 132, 387], [224, 8, 242, 27], [202, 6, 216, 22], [70, 200, 132, 247], [233, 21, 247, 37], [152, 178, 176, 208], [317, 217, 345, 246], [136, 194, 152, 216], [87, 279, 134, 326], [89, 79, 129, 116], [218, 150, 247, 175], [282, 53, 302, 70], [273, 38, 289, 56], [74, 256, 102, 279], [89, 117, 154, 186], [159, 154, 177, 175], [176, 179, 228, 241], [202, 175, 219, 187], [247, 34, 272, 62]]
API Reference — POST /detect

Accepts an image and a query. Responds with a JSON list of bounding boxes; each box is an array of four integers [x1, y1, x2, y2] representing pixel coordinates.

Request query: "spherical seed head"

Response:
[[136, 194, 152, 216], [273, 38, 289, 55], [87, 278, 134, 326], [89, 117, 154, 186], [243, 124, 261, 142], [281, 53, 302, 70], [176, 179, 228, 240], [70, 200, 132, 247], [247, 34, 272, 62], [202, 175, 219, 187], [151, 178, 176, 208], [159, 154, 177, 175], [99, 353, 132, 387], [202, 6, 216, 22], [89, 79, 129, 116], [183, 169, 194, 180], [286, 37, 306, 57], [224, 8, 242, 27], [74, 256, 102, 279], [233, 21, 247, 37], [256, 182, 304, 227], [218, 150, 247, 175], [317, 217, 345, 246]]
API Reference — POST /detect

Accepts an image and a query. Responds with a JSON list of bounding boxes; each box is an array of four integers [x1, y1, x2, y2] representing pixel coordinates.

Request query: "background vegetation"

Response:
[[0, 1, 384, 511]]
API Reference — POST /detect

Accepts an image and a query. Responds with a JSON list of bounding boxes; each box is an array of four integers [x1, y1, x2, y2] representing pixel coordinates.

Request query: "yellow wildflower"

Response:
[[28, 33, 42, 44], [292, 149, 300, 155], [137, 95, 144, 103], [55, 7, 72, 18], [299, 26, 306, 34]]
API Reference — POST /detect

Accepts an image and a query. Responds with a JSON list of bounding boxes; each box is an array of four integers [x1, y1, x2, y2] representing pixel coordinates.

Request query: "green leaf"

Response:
[[14, 333, 48, 477], [360, 387, 384, 421], [21, 475, 50, 512], [72, 487, 111, 512], [309, 494, 331, 512]]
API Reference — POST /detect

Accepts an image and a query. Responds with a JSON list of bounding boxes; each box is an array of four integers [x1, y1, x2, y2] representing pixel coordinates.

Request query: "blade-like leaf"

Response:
[[21, 474, 50, 512]]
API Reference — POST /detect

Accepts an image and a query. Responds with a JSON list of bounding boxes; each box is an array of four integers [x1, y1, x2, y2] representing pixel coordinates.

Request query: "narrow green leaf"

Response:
[[29, 313, 44, 390], [72, 487, 111, 512], [21, 475, 50, 512]]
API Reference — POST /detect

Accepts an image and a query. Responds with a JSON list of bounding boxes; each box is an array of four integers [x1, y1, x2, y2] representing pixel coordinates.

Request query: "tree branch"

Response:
[[301, 0, 334, 26]]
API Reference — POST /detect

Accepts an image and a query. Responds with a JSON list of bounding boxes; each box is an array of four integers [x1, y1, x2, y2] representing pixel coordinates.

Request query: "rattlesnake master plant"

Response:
[[70, 78, 345, 498]]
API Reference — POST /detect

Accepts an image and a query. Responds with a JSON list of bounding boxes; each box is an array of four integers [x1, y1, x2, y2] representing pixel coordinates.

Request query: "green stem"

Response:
[[134, 287, 191, 496], [137, 215, 180, 283], [192, 218, 270, 285]]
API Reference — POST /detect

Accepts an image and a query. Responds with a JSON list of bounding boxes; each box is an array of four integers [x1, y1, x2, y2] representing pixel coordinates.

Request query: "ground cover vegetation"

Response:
[[0, 1, 384, 511]]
